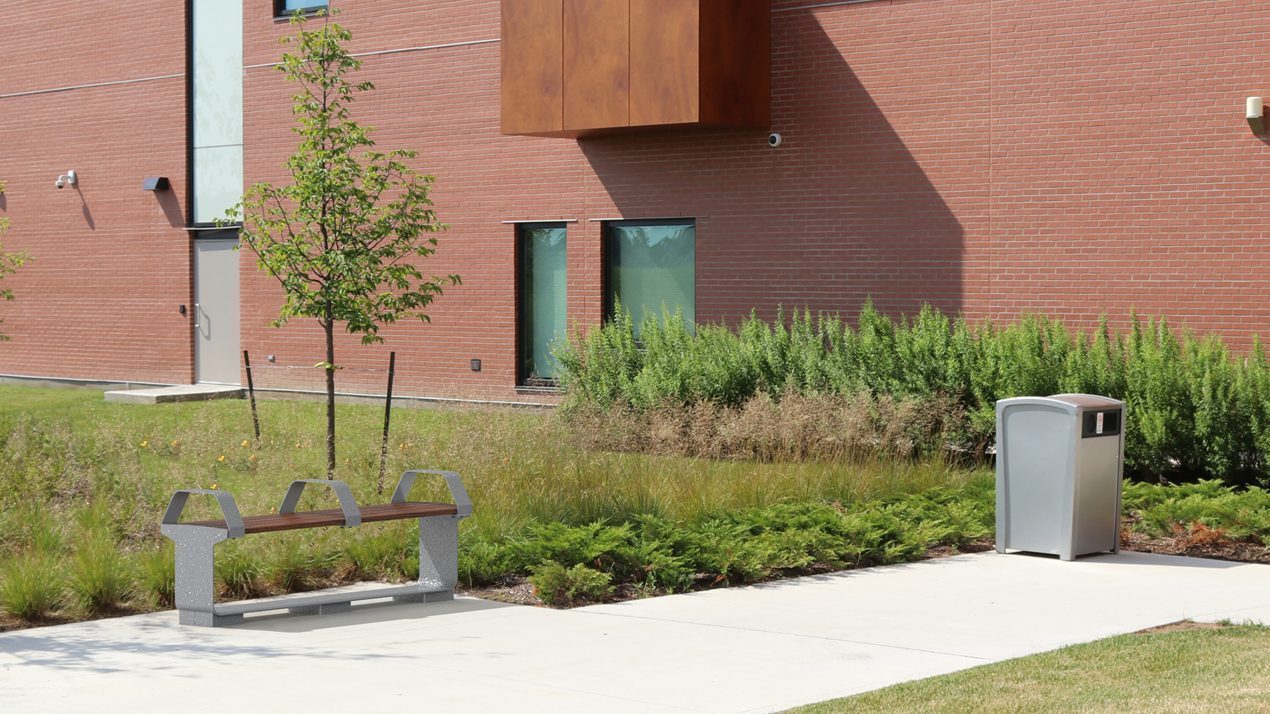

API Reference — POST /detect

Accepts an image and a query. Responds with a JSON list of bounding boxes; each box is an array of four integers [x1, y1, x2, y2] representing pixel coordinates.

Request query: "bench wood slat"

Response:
[[185, 501, 458, 534]]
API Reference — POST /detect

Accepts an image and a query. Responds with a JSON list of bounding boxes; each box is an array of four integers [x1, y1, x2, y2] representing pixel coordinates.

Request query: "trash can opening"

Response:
[[1082, 410, 1121, 438]]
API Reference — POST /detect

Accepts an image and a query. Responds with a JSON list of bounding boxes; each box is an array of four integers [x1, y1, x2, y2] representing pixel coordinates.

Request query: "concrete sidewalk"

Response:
[[2, 551, 1267, 713]]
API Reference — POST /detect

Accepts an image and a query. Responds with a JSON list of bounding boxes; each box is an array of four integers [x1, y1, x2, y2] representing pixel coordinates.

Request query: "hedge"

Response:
[[555, 303, 1270, 485]]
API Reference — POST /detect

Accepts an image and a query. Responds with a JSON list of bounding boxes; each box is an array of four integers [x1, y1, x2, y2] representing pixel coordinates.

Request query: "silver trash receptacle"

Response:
[[995, 394, 1125, 561]]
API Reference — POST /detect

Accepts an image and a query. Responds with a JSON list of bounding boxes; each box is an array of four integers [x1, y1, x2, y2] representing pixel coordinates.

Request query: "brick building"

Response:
[[0, 1, 1266, 403]]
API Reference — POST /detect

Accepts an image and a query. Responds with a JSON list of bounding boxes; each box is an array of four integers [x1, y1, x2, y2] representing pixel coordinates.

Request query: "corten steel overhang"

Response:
[[501, 0, 771, 138]]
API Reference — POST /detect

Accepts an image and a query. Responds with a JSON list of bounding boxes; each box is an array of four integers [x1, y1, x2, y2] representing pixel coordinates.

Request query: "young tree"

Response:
[[0, 181, 30, 342], [236, 17, 458, 478]]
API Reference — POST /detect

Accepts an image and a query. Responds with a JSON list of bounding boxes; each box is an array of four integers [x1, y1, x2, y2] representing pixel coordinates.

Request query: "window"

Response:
[[605, 220, 695, 335], [275, 0, 329, 17], [517, 224, 568, 386], [192, 0, 243, 225]]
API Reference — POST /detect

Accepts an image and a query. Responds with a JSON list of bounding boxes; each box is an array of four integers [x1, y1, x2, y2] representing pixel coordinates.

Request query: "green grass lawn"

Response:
[[792, 624, 1270, 713], [0, 384, 986, 625], [2, 384, 1265, 629]]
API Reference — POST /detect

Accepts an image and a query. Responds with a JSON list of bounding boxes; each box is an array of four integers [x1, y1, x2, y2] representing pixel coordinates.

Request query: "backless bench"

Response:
[[160, 469, 471, 627]]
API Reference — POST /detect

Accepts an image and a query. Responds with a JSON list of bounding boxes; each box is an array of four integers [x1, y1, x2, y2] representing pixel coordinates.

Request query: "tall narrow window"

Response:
[[518, 223, 568, 386], [605, 220, 695, 334], [192, 0, 243, 225]]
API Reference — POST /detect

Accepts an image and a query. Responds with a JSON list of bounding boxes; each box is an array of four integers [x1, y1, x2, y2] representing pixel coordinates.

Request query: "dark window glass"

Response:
[[518, 224, 568, 385], [606, 220, 695, 334], [276, 0, 329, 16]]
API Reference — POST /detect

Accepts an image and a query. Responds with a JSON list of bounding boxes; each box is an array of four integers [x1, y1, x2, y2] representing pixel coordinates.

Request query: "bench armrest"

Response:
[[392, 470, 472, 518], [162, 489, 246, 539], [279, 479, 362, 527]]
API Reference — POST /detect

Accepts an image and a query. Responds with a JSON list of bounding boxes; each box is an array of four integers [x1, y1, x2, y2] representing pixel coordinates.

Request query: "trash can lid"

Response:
[[1048, 393, 1123, 410], [996, 393, 1123, 414]]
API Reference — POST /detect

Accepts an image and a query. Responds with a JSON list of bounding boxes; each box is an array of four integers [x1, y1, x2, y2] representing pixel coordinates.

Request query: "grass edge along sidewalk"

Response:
[[788, 623, 1270, 714]]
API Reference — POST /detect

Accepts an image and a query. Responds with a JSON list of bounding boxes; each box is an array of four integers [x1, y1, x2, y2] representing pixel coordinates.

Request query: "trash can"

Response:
[[995, 394, 1125, 561]]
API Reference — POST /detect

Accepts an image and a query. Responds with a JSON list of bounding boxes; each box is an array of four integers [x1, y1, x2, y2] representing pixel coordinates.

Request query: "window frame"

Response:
[[515, 222, 569, 389], [602, 218, 697, 328], [273, 0, 330, 19]]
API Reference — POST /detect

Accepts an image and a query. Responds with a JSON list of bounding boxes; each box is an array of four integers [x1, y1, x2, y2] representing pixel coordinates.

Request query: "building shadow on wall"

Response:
[[580, 14, 968, 326]]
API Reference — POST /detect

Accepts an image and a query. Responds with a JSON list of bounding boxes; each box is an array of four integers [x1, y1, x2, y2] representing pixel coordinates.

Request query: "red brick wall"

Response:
[[0, 2, 191, 384], [2, 0, 1267, 399]]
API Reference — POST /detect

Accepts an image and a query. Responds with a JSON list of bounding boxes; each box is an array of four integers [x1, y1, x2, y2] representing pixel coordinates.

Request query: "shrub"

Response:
[[529, 562, 614, 606], [67, 535, 132, 615], [344, 528, 411, 582], [508, 521, 635, 574], [217, 544, 268, 599], [135, 547, 175, 608], [270, 537, 337, 592], [459, 536, 514, 588], [0, 552, 64, 620], [556, 303, 1270, 485], [1123, 480, 1270, 543], [474, 479, 998, 606]]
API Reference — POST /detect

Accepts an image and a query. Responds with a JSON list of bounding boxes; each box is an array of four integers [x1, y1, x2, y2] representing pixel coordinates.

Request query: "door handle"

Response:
[[193, 303, 202, 331]]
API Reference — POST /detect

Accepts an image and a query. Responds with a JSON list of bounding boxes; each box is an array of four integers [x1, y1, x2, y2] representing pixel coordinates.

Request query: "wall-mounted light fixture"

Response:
[[143, 176, 171, 192], [54, 170, 78, 190], [1249, 97, 1266, 135]]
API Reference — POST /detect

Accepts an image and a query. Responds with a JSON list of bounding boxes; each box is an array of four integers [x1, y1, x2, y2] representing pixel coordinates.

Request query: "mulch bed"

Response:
[[1120, 531, 1270, 565]]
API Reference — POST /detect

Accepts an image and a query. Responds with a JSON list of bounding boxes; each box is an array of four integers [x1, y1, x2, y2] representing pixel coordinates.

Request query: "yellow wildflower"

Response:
[[210, 483, 218, 490], [139, 440, 149, 449], [241, 440, 250, 448], [217, 455, 225, 463]]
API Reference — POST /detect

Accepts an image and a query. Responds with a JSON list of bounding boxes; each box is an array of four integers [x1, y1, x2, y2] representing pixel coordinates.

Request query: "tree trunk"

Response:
[[324, 311, 337, 479]]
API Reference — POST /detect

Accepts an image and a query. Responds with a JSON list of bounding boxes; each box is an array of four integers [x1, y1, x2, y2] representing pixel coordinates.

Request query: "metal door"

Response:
[[193, 238, 242, 385]]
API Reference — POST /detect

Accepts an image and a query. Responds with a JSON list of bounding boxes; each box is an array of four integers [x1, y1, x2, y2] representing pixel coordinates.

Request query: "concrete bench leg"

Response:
[[166, 527, 239, 627], [394, 515, 458, 604]]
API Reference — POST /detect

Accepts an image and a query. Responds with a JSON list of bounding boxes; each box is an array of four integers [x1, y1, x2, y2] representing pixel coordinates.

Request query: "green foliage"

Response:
[[135, 547, 175, 608], [345, 528, 412, 581], [557, 303, 1270, 484], [0, 178, 30, 342], [0, 552, 64, 620], [469, 478, 999, 604], [216, 543, 268, 599], [1123, 480, 1270, 543], [458, 536, 514, 588], [509, 521, 635, 573], [235, 15, 458, 476], [270, 536, 338, 592], [528, 562, 614, 606], [67, 534, 132, 615]]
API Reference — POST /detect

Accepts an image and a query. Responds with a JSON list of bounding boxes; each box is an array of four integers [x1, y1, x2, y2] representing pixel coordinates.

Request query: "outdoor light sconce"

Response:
[[143, 176, 171, 192], [54, 170, 78, 190], [1249, 97, 1266, 135]]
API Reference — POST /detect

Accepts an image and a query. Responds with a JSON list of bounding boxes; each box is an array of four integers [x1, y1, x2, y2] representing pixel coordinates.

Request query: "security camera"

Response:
[[767, 132, 783, 148], [55, 170, 77, 189]]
